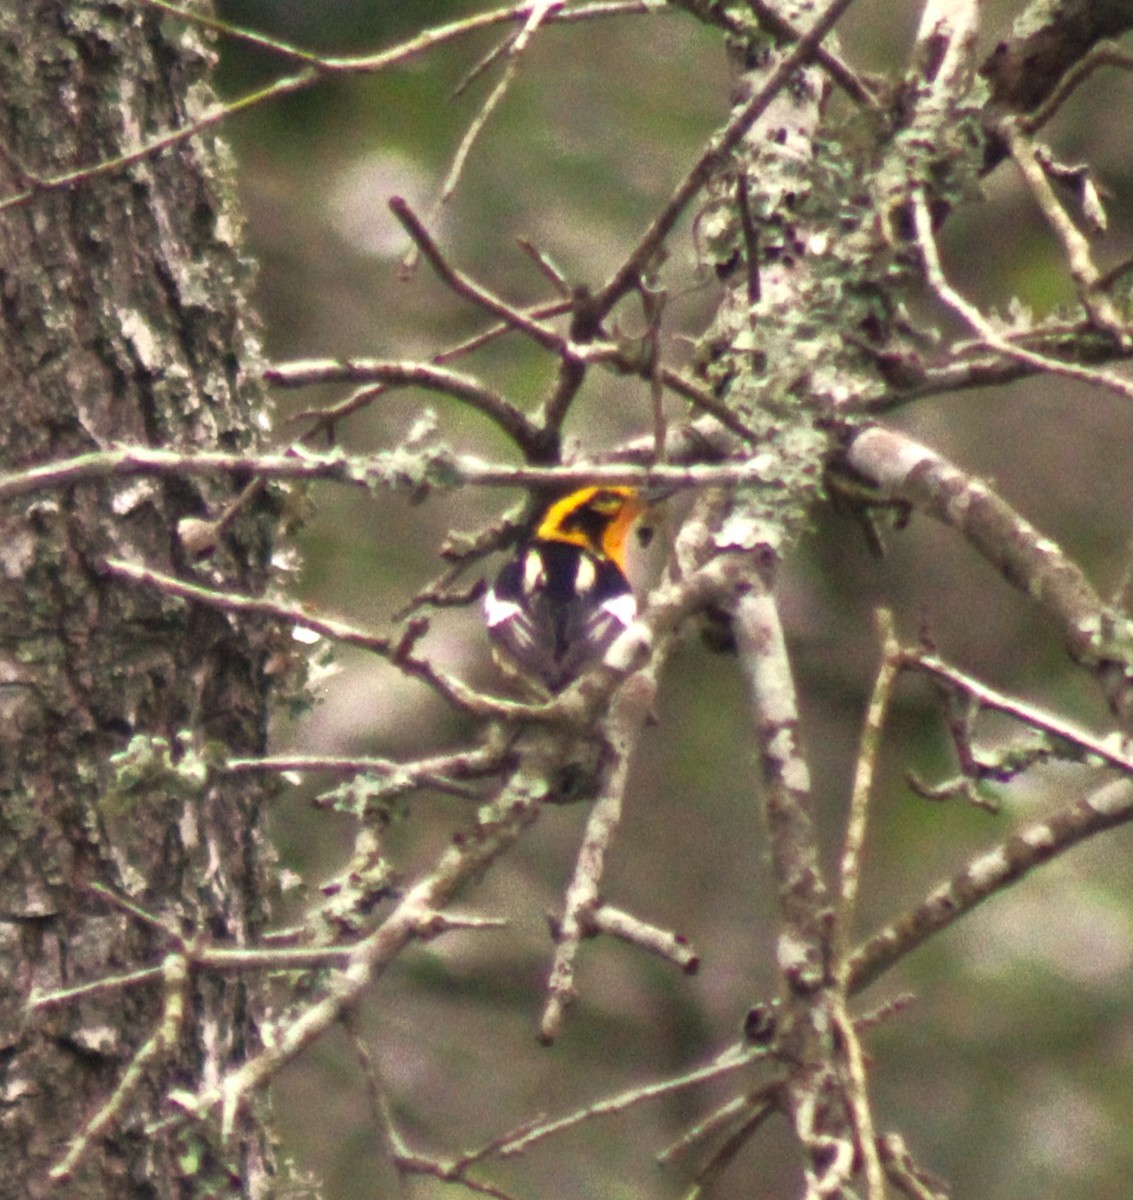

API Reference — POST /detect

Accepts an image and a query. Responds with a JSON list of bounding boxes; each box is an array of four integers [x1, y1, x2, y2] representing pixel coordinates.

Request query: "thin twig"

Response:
[[678, 1092, 778, 1200], [432, 298, 573, 362], [266, 357, 543, 451], [539, 653, 662, 1043], [912, 187, 1133, 402], [847, 774, 1133, 995], [224, 745, 505, 786], [493, 1042, 767, 1158], [4, 1, 666, 212], [453, 28, 521, 99], [836, 609, 899, 962], [436, 0, 561, 212], [844, 424, 1132, 718], [390, 196, 578, 355], [101, 558, 529, 720], [1018, 40, 1133, 134], [159, 771, 548, 1130], [905, 649, 1133, 776], [50, 954, 189, 1181], [588, 904, 700, 972], [515, 237, 572, 294], [658, 1086, 772, 1166], [999, 120, 1127, 343], [0, 70, 320, 213], [142, 0, 662, 72], [30, 965, 165, 1010], [745, 0, 878, 108], [140, 0, 334, 64], [88, 880, 182, 938], [0, 442, 784, 502], [341, 1012, 521, 1199], [591, 0, 858, 316]]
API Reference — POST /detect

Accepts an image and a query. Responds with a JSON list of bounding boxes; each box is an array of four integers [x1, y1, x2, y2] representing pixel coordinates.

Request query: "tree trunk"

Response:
[[0, 3, 276, 1194]]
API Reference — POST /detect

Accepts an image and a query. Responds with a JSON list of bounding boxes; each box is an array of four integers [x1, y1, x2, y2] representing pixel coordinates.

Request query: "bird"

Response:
[[483, 486, 651, 693]]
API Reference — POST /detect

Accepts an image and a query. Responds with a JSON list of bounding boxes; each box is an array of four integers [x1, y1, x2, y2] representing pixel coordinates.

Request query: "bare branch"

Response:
[[588, 904, 700, 972], [0, 443, 784, 502], [744, 0, 880, 108], [30, 965, 165, 1010], [0, 69, 319, 211], [389, 196, 581, 358], [164, 768, 549, 1128], [849, 321, 1133, 414], [143, 0, 664, 70], [847, 775, 1133, 995], [981, 3, 1133, 163], [1018, 39, 1133, 133], [733, 570, 870, 1197], [734, 578, 828, 988], [677, 1091, 779, 1199], [350, 1014, 523, 1200], [224, 745, 505, 788], [266, 357, 543, 451], [911, 187, 1133, 402], [434, 1, 561, 214], [433, 298, 574, 362], [999, 120, 1128, 343], [4, 1, 668, 212], [911, 0, 981, 103], [101, 558, 526, 720], [879, 1133, 950, 1200], [539, 660, 663, 1043], [50, 955, 189, 1181], [844, 426, 1133, 718], [493, 1041, 768, 1159], [835, 610, 900, 962], [591, 0, 859, 316], [904, 648, 1133, 775], [658, 1085, 776, 1168]]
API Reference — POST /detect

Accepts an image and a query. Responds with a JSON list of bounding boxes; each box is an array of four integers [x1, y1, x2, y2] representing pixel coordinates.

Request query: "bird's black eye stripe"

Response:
[[558, 502, 610, 543]]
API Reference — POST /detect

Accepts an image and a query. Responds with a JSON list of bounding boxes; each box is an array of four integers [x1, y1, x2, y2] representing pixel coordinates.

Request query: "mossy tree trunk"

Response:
[[0, 3, 277, 1194]]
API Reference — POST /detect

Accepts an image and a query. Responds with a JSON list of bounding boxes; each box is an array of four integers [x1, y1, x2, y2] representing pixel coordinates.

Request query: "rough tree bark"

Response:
[[0, 3, 277, 1195]]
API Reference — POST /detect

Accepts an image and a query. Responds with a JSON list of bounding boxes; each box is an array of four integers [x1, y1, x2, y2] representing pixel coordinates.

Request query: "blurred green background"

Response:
[[210, 2, 1133, 1196]]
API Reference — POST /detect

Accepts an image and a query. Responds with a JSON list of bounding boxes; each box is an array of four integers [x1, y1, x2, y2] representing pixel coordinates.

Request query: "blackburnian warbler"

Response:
[[483, 486, 650, 692]]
